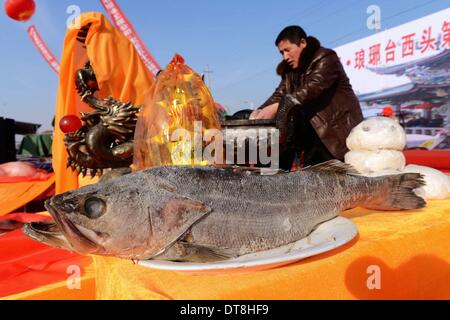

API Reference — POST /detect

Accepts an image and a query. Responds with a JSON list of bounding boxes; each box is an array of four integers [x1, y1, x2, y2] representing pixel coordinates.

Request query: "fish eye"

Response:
[[83, 197, 106, 219]]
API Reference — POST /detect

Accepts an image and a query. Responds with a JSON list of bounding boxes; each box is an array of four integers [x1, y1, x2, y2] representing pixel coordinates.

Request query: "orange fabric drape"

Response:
[[93, 199, 450, 300], [0, 214, 92, 298], [1, 267, 95, 301], [0, 171, 53, 184], [0, 176, 55, 216], [54, 12, 154, 194]]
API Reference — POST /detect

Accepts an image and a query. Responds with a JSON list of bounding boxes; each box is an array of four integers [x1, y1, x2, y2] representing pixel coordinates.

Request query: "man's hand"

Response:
[[249, 103, 279, 120]]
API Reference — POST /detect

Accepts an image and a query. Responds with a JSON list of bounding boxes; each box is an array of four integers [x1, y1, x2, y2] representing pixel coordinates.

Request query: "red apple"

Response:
[[59, 115, 82, 133], [5, 0, 35, 22]]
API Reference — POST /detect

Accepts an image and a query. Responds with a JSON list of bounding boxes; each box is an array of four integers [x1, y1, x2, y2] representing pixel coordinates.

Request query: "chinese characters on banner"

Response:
[[341, 19, 450, 69], [100, 0, 161, 76]]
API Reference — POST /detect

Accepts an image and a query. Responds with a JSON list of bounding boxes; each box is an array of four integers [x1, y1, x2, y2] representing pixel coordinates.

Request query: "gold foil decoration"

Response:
[[133, 54, 222, 170]]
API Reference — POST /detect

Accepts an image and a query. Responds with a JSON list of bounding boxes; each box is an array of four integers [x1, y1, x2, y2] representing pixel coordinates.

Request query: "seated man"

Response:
[[251, 26, 364, 170]]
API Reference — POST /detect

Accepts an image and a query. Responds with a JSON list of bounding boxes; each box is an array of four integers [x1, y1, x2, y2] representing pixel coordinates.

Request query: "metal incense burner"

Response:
[[220, 118, 279, 167]]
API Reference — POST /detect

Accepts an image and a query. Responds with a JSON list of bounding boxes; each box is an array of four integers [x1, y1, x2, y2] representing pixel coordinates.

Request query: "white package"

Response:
[[344, 150, 406, 174], [346, 117, 406, 151], [403, 164, 450, 200]]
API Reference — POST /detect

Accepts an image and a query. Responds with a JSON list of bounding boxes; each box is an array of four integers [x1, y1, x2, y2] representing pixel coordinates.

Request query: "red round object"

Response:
[[59, 115, 82, 133], [382, 106, 394, 117], [4, 0, 35, 22]]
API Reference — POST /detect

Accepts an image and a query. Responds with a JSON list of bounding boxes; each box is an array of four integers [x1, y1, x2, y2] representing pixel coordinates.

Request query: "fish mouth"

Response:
[[22, 200, 101, 255], [23, 220, 73, 251]]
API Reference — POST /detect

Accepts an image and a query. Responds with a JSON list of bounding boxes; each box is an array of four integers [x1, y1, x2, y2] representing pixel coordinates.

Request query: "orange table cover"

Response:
[[0, 175, 55, 216], [2, 200, 449, 300], [93, 199, 450, 300], [0, 213, 93, 299], [1, 263, 95, 301]]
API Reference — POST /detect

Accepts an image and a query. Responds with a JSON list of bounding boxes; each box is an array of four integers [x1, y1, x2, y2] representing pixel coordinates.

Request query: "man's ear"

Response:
[[300, 38, 308, 49]]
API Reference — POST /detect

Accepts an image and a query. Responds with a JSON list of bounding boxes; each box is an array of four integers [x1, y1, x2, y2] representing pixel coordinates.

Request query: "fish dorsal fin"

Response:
[[231, 166, 285, 176], [214, 164, 286, 176], [303, 160, 361, 175]]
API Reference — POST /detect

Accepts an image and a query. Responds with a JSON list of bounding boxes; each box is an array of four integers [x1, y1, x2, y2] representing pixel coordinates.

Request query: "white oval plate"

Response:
[[137, 216, 358, 275]]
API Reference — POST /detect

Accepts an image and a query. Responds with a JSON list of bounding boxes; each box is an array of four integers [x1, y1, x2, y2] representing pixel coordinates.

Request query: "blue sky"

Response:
[[1, 0, 449, 131]]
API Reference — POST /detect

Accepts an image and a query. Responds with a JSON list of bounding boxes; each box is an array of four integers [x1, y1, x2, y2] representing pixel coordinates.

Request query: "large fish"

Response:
[[23, 161, 426, 262]]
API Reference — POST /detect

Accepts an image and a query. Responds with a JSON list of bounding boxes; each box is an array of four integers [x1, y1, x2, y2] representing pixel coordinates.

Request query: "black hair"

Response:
[[275, 26, 307, 46]]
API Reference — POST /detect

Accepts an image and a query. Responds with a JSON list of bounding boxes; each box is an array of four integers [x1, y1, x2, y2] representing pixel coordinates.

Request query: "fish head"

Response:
[[23, 172, 211, 260]]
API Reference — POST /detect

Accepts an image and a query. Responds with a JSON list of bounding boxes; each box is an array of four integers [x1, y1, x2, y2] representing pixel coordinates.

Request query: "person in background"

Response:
[[250, 26, 364, 170]]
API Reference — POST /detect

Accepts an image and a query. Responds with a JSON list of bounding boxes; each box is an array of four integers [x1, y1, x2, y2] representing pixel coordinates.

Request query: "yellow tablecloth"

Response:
[[93, 200, 450, 300]]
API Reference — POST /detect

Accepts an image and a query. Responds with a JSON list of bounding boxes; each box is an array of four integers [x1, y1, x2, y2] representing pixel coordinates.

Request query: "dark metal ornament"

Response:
[[63, 25, 141, 177]]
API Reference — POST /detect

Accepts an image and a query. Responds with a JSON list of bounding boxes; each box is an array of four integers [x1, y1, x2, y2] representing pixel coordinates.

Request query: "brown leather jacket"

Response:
[[260, 37, 364, 160]]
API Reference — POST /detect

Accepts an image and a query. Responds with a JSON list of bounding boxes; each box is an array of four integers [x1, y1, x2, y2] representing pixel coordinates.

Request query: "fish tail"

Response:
[[365, 173, 426, 210]]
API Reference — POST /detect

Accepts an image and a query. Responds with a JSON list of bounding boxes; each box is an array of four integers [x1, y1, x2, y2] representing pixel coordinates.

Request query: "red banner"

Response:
[[100, 0, 161, 76], [27, 25, 60, 74]]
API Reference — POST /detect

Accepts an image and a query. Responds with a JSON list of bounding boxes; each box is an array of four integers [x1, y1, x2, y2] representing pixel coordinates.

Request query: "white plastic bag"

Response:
[[344, 150, 406, 174], [346, 117, 406, 151], [403, 165, 450, 200]]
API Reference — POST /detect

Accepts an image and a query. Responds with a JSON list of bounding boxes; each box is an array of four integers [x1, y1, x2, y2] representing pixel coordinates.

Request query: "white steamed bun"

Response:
[[347, 117, 406, 151], [345, 150, 406, 174], [403, 165, 450, 200]]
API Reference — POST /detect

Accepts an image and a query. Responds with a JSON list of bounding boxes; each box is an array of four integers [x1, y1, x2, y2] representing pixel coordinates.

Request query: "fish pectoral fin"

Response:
[[303, 160, 361, 175], [145, 196, 212, 258], [159, 197, 211, 227], [153, 241, 235, 263], [180, 242, 235, 262]]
